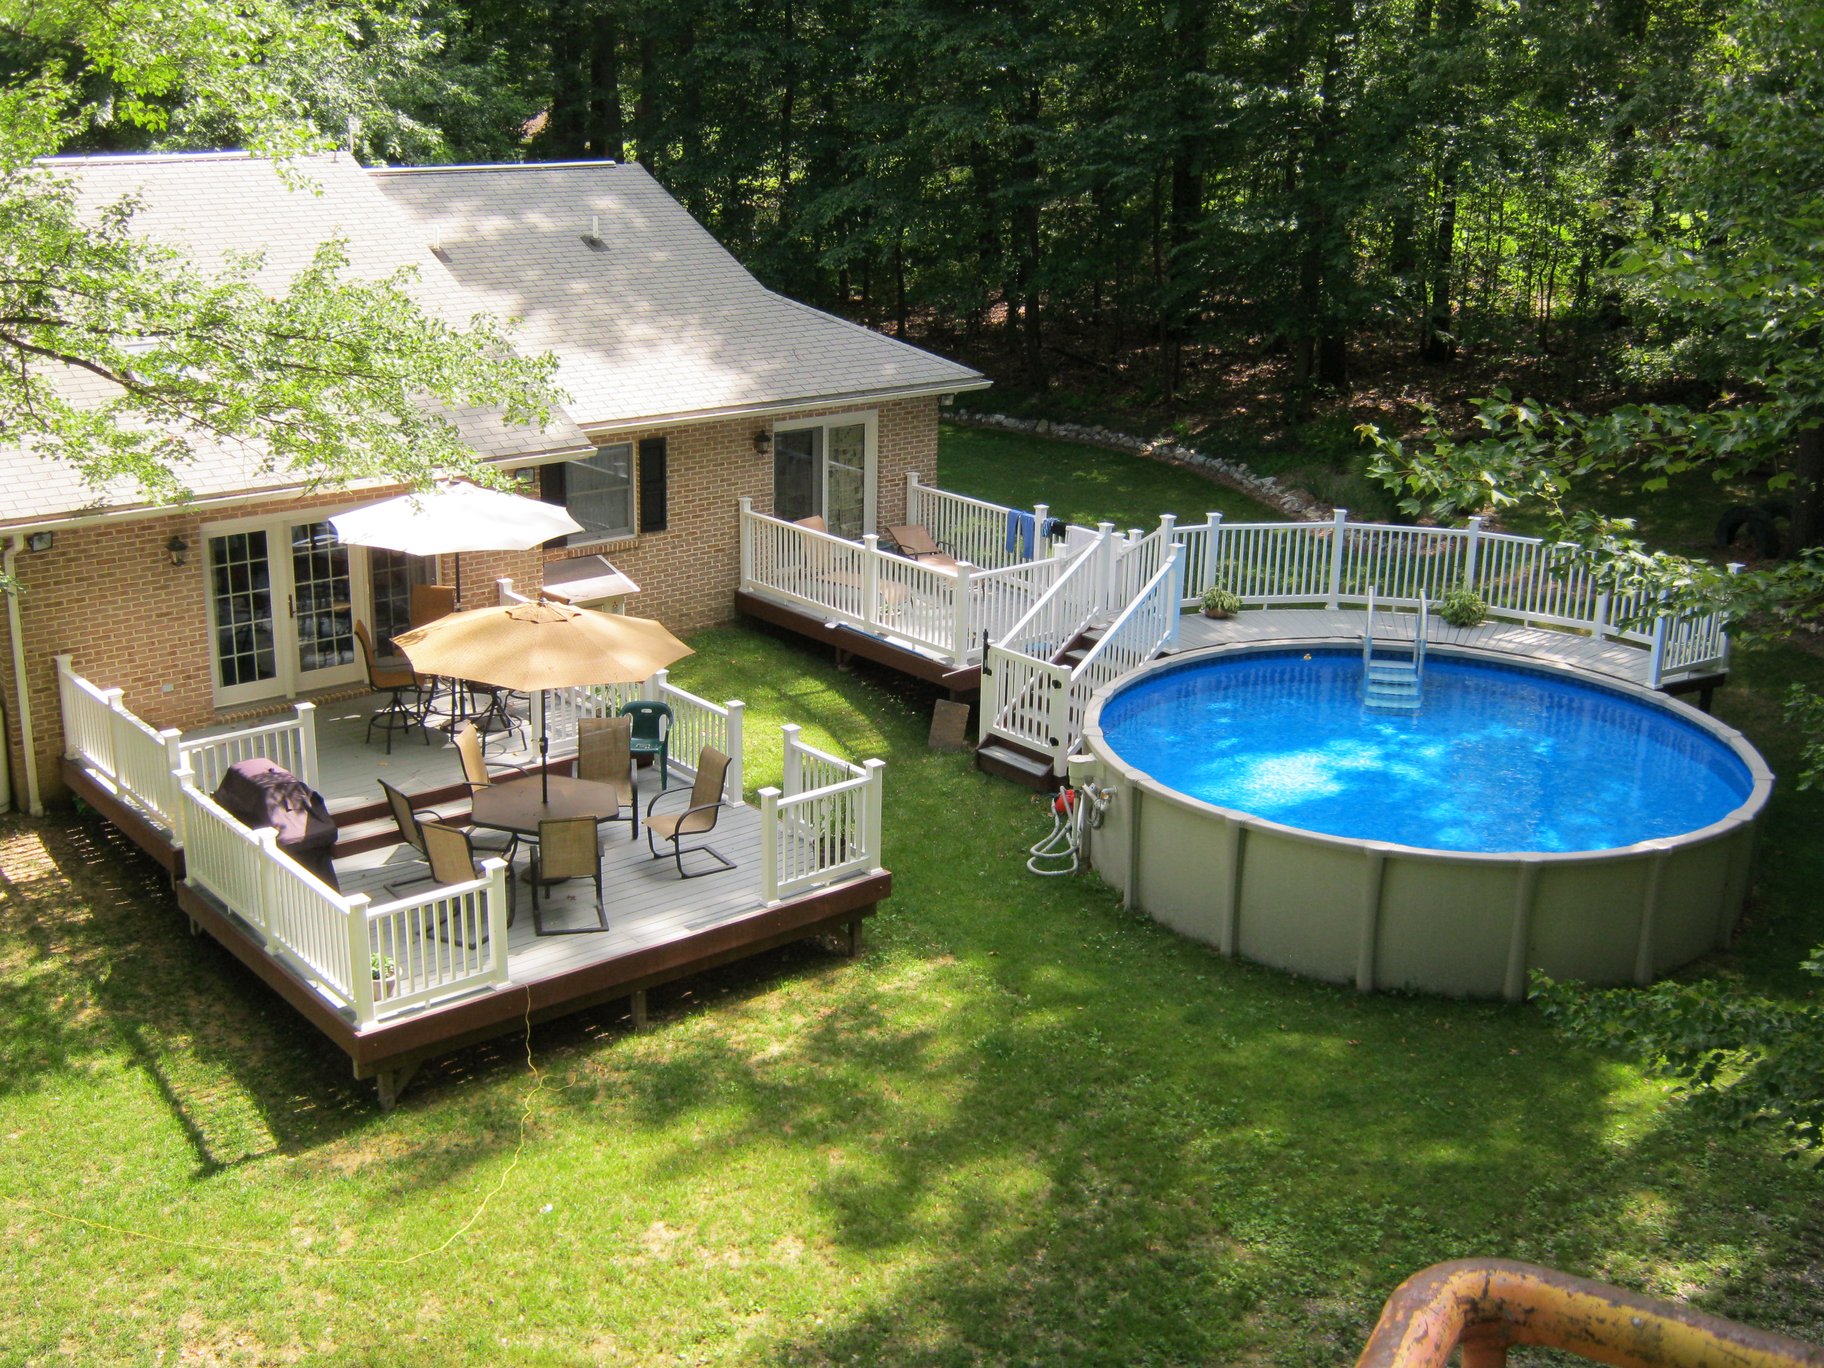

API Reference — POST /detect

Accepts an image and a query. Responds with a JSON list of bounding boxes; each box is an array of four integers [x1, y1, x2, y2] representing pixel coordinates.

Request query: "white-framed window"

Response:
[[771, 411, 877, 540], [559, 441, 635, 544]]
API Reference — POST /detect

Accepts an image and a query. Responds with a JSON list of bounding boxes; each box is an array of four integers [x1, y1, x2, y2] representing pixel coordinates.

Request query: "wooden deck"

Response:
[[67, 709, 889, 1107], [737, 589, 982, 696]]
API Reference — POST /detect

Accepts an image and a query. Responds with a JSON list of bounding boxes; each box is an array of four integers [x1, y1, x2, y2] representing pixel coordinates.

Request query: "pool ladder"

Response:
[[1362, 589, 1428, 711]]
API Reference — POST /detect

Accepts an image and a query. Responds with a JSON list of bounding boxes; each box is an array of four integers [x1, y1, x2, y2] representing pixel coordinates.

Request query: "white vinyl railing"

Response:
[[177, 772, 507, 1025], [757, 725, 885, 903], [541, 670, 745, 801], [905, 472, 1051, 571], [178, 704, 319, 795], [992, 526, 1115, 660], [983, 550, 1185, 774], [56, 654, 183, 834], [741, 500, 987, 665], [1168, 509, 1728, 685]]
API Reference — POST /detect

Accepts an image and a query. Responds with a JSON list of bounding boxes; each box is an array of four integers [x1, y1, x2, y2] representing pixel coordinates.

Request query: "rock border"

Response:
[[948, 411, 1332, 523]]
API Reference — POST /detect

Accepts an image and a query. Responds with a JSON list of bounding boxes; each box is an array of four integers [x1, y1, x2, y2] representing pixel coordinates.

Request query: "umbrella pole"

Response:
[[539, 689, 550, 804], [453, 554, 463, 606]]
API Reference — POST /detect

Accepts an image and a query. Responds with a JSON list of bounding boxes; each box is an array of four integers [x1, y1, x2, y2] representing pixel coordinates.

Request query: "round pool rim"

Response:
[[1084, 643, 1772, 861], [1077, 640, 1774, 998]]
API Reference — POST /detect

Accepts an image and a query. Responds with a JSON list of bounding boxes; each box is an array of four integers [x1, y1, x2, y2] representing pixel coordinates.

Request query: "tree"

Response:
[[0, 0, 566, 553], [1361, 0, 1824, 1152]]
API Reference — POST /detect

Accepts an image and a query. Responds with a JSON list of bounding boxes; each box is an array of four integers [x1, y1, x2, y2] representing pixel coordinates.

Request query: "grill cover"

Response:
[[210, 758, 340, 892]]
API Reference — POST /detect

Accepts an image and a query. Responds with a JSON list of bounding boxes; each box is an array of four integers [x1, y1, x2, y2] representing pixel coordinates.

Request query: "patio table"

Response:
[[469, 773, 627, 838]]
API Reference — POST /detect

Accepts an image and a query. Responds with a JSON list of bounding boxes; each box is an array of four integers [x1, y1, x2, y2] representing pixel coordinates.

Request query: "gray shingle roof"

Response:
[[3, 152, 591, 528], [370, 162, 987, 428]]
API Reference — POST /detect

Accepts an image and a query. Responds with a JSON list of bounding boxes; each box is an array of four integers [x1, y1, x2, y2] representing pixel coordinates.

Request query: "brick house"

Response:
[[0, 152, 986, 812]]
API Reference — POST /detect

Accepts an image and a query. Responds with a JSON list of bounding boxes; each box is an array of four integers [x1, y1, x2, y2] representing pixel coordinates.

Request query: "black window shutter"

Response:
[[539, 461, 569, 548], [638, 437, 668, 534]]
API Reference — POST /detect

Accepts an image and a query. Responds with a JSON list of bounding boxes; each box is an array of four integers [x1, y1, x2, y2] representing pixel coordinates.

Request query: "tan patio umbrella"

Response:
[[393, 601, 693, 801]]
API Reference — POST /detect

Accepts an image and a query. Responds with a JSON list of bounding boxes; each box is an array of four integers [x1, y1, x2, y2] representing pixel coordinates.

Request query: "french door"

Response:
[[206, 516, 373, 707]]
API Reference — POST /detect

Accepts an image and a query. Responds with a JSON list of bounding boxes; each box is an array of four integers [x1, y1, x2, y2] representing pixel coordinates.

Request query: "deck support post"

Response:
[[1463, 515, 1483, 595], [294, 700, 320, 788], [950, 562, 975, 667], [1326, 508, 1349, 609], [846, 918, 865, 958], [738, 496, 756, 591], [629, 988, 648, 1031], [373, 1061, 419, 1111]]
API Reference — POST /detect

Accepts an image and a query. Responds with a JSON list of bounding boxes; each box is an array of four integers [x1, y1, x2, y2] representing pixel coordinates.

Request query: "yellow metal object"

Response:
[[1356, 1260, 1824, 1368]]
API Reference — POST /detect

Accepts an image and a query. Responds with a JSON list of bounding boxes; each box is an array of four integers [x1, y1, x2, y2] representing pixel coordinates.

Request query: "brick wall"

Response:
[[1, 395, 941, 806], [548, 395, 937, 632]]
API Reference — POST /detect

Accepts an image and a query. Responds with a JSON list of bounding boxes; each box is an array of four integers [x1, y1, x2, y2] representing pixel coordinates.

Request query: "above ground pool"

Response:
[[1078, 642, 1773, 999], [1097, 649, 1754, 855]]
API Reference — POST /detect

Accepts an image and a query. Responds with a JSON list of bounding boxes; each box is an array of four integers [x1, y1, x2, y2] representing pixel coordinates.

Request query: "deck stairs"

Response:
[[974, 626, 1103, 790], [1361, 589, 1428, 712]]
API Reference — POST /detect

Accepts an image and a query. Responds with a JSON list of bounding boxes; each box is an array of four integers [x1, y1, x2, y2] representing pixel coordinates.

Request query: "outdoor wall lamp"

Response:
[[752, 429, 773, 456], [166, 535, 189, 567], [26, 531, 52, 553]]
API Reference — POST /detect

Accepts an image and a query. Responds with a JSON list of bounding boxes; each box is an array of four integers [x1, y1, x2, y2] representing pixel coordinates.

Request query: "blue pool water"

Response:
[[1098, 650, 1755, 853]]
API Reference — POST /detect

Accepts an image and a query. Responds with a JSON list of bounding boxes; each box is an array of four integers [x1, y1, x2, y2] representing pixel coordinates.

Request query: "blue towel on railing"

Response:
[[1005, 509, 1037, 559]]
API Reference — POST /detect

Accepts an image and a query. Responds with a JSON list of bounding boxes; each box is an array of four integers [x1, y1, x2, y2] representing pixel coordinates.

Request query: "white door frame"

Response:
[[202, 507, 374, 708], [773, 410, 878, 536]]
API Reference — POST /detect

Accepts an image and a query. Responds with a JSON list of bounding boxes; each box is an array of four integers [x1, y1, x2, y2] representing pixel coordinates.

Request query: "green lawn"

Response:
[[2, 434, 1823, 1363], [937, 420, 1280, 527]]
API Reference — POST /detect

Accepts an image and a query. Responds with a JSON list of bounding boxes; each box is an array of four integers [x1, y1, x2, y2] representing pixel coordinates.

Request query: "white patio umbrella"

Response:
[[328, 479, 584, 599], [393, 601, 693, 801]]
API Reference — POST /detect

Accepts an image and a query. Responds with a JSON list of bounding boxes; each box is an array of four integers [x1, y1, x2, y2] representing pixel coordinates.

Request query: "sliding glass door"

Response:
[[771, 413, 876, 539]]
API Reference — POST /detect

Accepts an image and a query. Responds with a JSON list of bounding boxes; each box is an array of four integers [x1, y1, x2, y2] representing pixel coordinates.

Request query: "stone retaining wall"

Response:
[[950, 411, 1331, 523]]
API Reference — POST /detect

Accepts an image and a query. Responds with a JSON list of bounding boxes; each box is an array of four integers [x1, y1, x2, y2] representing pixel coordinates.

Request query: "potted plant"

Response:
[[370, 953, 398, 1001], [1200, 585, 1243, 619], [1436, 583, 1488, 628]]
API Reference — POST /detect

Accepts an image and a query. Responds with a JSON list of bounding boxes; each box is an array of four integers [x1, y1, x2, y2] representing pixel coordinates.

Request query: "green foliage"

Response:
[[1200, 585, 1242, 616], [0, 0, 568, 560], [1434, 583, 1487, 628], [1534, 965, 1824, 1156]]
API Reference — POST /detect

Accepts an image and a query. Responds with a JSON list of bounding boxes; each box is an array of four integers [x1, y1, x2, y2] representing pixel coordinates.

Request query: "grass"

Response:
[[3, 432, 1824, 1363], [937, 421, 1280, 527]]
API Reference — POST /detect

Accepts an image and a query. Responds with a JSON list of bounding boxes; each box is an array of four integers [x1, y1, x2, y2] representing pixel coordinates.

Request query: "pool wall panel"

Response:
[[1373, 859, 1516, 996], [1528, 858, 1650, 986], [1234, 835, 1364, 985]]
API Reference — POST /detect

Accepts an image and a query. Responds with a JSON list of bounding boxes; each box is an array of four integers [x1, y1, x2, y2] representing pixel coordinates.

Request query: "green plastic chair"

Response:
[[620, 700, 673, 791]]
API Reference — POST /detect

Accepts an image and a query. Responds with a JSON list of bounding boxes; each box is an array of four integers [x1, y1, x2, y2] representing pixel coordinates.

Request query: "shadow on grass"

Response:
[[0, 813, 376, 1170]]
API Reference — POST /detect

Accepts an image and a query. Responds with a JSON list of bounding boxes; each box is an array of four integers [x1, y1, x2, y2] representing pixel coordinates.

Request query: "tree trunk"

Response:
[[634, 34, 657, 171], [1420, 160, 1459, 361], [1793, 421, 1824, 555], [588, 20, 623, 162]]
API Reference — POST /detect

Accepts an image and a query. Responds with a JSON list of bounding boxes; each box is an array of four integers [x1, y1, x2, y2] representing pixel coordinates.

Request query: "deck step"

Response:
[[332, 790, 476, 857], [974, 742, 1058, 791]]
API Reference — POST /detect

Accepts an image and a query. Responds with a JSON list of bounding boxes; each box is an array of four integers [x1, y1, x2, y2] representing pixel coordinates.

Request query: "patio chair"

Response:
[[378, 777, 517, 897], [453, 721, 531, 797], [529, 814, 608, 935], [354, 619, 430, 754], [420, 818, 516, 945], [884, 523, 960, 571], [645, 745, 735, 879], [577, 714, 638, 837], [619, 700, 672, 791]]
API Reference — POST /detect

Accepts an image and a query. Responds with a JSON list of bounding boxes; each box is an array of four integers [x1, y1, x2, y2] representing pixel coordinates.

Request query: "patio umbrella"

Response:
[[392, 601, 693, 801], [328, 480, 584, 600]]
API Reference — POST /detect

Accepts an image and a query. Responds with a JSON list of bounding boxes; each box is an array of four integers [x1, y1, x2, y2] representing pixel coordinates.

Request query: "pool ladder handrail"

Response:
[[1362, 587, 1427, 711]]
